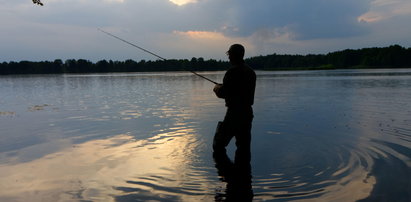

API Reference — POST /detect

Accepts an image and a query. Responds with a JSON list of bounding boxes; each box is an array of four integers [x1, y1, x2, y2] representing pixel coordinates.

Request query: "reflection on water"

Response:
[[252, 69, 411, 201], [1, 69, 411, 201], [0, 128, 216, 201]]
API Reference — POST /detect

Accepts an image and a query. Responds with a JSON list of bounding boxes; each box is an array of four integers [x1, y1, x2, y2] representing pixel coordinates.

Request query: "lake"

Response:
[[0, 69, 410, 201]]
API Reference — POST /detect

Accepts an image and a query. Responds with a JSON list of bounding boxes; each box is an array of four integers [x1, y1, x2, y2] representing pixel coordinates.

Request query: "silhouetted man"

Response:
[[213, 43, 256, 161], [213, 44, 256, 201]]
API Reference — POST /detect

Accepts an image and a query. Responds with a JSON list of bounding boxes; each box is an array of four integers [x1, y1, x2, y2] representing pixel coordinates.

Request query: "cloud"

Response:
[[174, 30, 225, 40], [358, 0, 411, 23], [0, 0, 410, 61], [165, 0, 370, 40]]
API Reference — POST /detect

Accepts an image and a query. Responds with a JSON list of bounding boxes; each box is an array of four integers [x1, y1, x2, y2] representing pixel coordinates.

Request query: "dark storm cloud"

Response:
[[22, 0, 372, 40], [175, 0, 372, 40]]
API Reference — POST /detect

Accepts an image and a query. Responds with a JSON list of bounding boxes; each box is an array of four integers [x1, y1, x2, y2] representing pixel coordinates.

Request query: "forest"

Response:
[[1, 45, 410, 75]]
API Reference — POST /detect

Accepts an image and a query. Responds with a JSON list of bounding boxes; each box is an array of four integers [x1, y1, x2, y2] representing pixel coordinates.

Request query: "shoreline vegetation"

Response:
[[1, 45, 410, 75]]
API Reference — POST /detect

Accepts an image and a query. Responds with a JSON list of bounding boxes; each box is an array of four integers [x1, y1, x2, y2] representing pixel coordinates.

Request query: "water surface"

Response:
[[0, 69, 410, 201]]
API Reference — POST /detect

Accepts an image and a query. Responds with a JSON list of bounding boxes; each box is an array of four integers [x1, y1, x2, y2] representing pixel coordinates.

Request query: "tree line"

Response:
[[0, 58, 228, 75], [1, 45, 410, 75], [246, 45, 411, 70]]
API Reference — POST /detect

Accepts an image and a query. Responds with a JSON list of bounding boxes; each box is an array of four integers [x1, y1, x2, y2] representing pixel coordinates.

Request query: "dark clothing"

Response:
[[213, 107, 253, 162], [213, 61, 256, 201], [213, 61, 256, 161], [212, 46, 255, 201], [213, 107, 254, 201], [214, 63, 256, 108]]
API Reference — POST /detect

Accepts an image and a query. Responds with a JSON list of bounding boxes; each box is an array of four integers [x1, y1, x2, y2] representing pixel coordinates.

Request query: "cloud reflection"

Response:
[[0, 127, 214, 201]]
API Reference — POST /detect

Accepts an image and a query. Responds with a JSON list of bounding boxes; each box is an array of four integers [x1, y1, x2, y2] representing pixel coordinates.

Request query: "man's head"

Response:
[[227, 44, 245, 63]]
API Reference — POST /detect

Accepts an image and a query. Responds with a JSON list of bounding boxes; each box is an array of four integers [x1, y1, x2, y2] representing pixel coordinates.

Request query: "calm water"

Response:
[[0, 69, 410, 201]]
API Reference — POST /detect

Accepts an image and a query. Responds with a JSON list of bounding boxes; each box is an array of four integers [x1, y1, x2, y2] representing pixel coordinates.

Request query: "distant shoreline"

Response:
[[1, 45, 410, 75], [2, 67, 411, 78]]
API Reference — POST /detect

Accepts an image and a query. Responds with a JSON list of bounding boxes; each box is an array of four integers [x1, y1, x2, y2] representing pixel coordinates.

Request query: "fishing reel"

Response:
[[32, 0, 44, 6]]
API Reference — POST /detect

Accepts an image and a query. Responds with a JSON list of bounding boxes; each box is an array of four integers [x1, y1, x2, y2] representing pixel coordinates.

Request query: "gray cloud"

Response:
[[173, 0, 372, 39], [0, 0, 410, 61]]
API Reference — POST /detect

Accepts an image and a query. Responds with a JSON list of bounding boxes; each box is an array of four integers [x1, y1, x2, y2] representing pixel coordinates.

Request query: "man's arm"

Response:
[[213, 84, 225, 98]]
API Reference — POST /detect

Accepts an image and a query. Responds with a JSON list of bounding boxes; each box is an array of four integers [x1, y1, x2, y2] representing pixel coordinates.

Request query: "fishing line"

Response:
[[98, 28, 219, 85]]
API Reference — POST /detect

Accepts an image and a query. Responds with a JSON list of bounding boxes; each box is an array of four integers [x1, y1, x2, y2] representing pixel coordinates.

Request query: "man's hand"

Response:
[[213, 84, 222, 93], [213, 84, 223, 98]]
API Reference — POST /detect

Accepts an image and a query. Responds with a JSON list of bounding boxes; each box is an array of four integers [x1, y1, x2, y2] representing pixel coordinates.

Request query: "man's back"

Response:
[[215, 63, 256, 108]]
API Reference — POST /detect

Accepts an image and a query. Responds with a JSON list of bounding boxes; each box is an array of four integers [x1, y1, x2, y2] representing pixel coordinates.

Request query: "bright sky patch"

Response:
[[174, 30, 225, 40], [358, 0, 411, 22], [169, 0, 197, 6]]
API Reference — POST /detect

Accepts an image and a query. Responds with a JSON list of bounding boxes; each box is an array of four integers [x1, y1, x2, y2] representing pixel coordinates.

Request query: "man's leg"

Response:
[[230, 117, 253, 201], [213, 121, 233, 153], [213, 121, 235, 182], [234, 123, 252, 165], [234, 107, 253, 165]]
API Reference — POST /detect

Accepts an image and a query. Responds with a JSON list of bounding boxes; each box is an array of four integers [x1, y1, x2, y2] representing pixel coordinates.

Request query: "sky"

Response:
[[1, 0, 411, 62]]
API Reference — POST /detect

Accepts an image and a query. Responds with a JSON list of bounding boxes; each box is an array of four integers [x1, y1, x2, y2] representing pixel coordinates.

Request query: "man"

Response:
[[213, 43, 256, 164], [212, 44, 256, 201]]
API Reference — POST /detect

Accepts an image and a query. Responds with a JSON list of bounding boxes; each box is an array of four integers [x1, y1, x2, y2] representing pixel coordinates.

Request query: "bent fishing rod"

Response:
[[98, 28, 218, 85]]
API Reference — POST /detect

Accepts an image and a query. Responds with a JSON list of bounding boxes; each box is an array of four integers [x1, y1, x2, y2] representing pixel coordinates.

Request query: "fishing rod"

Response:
[[98, 28, 219, 85]]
